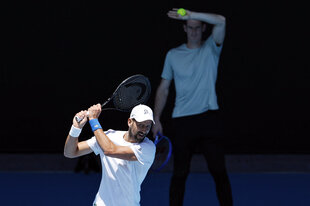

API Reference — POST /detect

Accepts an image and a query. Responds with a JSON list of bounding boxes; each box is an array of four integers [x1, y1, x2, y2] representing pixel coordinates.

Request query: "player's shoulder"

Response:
[[105, 129, 119, 133], [141, 137, 156, 149], [104, 129, 115, 135], [143, 136, 154, 143], [204, 35, 223, 48], [166, 44, 187, 60], [105, 129, 126, 137]]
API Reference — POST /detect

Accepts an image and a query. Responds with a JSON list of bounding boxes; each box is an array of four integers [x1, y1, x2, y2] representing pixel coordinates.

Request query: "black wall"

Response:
[[1, 0, 309, 153]]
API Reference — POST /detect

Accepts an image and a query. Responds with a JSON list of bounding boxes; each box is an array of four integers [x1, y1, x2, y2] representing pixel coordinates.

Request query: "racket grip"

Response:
[[75, 111, 89, 123], [154, 132, 163, 145]]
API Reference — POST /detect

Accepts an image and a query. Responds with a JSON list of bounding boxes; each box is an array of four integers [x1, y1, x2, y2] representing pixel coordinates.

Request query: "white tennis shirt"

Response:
[[86, 129, 156, 206]]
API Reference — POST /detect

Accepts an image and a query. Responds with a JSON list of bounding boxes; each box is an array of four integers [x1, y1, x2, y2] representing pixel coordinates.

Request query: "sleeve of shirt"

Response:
[[161, 51, 174, 80], [86, 136, 101, 155], [130, 139, 156, 165], [205, 36, 223, 55]]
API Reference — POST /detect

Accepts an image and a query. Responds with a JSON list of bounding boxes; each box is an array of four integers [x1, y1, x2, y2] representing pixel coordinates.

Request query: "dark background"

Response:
[[1, 0, 309, 154]]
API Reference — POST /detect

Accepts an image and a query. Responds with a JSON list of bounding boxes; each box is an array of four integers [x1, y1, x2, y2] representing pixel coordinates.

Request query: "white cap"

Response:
[[130, 104, 155, 124]]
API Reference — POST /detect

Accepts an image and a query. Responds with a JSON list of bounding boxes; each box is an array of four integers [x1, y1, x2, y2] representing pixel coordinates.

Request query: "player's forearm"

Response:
[[94, 129, 136, 160], [93, 129, 116, 154], [88, 112, 119, 155], [64, 135, 79, 158], [190, 11, 226, 45], [189, 11, 225, 26]]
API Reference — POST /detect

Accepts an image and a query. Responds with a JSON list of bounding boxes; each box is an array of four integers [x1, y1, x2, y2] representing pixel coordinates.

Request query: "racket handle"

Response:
[[154, 132, 163, 145], [154, 135, 159, 145], [75, 111, 89, 123]]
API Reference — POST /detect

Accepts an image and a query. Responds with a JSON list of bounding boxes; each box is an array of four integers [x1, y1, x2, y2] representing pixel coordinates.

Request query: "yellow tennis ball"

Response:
[[177, 8, 186, 16]]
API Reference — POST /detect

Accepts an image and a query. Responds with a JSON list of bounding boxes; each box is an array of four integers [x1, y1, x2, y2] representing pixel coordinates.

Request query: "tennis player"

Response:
[[64, 104, 156, 206]]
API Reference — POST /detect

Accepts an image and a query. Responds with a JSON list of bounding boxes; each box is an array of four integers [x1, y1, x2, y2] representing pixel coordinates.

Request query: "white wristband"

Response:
[[69, 125, 82, 138]]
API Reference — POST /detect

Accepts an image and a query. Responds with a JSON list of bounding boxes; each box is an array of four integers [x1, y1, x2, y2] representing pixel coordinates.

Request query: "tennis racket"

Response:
[[151, 132, 173, 172], [75, 74, 151, 122]]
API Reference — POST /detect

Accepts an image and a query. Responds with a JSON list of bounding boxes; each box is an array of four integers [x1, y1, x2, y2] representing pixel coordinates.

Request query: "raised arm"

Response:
[[87, 104, 138, 161], [167, 8, 226, 45], [152, 78, 171, 137], [64, 110, 93, 158]]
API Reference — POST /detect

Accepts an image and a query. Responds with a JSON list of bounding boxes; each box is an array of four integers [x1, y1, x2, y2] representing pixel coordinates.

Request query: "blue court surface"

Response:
[[0, 172, 310, 206]]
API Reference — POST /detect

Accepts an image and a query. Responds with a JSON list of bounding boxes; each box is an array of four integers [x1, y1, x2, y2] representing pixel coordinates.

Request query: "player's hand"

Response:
[[152, 120, 163, 138], [73, 110, 88, 128], [167, 8, 191, 20], [88, 103, 102, 120]]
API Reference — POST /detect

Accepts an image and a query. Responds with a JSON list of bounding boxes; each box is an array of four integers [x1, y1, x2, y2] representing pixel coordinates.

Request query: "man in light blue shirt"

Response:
[[162, 35, 222, 118], [152, 8, 233, 206]]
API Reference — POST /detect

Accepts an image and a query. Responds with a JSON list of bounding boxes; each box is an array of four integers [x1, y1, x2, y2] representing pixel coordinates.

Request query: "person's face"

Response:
[[184, 20, 206, 44], [128, 119, 153, 142]]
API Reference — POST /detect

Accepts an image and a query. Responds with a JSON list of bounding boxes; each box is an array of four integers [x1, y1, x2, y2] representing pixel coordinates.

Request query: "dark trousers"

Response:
[[169, 110, 233, 206]]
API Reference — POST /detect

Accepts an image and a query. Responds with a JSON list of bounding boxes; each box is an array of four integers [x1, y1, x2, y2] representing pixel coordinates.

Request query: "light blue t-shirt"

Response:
[[161, 36, 223, 118]]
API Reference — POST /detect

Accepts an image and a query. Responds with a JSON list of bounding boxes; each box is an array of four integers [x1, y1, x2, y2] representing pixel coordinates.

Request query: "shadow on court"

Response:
[[0, 172, 310, 206]]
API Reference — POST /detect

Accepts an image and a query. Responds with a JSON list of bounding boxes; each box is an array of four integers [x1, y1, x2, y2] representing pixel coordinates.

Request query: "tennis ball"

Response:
[[177, 8, 186, 16]]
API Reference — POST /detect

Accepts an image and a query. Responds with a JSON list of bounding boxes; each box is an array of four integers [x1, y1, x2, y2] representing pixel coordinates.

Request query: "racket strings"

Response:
[[113, 75, 151, 112], [152, 137, 172, 171]]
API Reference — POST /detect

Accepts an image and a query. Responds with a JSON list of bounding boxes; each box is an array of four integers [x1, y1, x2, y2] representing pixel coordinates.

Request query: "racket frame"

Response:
[[152, 132, 173, 172], [75, 74, 150, 122]]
